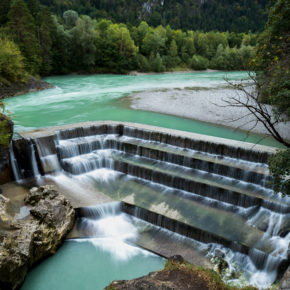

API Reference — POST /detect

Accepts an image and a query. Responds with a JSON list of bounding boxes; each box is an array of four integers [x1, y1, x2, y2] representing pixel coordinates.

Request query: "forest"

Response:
[[0, 0, 261, 86], [16, 0, 269, 32]]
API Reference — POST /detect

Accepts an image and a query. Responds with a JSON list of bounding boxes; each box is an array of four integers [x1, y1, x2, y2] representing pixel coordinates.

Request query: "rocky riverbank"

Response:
[[106, 256, 257, 290], [0, 186, 75, 290], [0, 77, 53, 99]]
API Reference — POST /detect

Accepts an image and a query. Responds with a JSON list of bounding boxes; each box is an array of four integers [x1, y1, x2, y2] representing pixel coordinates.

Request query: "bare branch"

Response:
[[222, 74, 290, 147]]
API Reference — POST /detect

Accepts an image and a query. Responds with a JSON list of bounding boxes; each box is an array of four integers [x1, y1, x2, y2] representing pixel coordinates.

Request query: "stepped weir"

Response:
[[11, 121, 290, 288]]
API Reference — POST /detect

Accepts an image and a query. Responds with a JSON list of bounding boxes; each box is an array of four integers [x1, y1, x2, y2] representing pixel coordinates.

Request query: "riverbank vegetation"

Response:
[[0, 0, 258, 86]]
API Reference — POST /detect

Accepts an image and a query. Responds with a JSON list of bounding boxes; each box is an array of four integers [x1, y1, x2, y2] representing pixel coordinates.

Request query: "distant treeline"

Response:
[[0, 0, 257, 85]]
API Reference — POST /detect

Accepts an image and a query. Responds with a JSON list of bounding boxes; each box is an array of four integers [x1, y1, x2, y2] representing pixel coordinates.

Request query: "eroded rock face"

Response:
[[0, 186, 75, 290]]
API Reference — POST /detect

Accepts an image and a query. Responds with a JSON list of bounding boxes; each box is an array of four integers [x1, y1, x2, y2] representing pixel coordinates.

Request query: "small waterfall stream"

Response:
[[11, 123, 290, 289]]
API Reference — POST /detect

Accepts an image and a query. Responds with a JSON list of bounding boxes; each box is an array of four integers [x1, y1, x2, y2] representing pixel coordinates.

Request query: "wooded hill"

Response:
[[1, 0, 269, 33]]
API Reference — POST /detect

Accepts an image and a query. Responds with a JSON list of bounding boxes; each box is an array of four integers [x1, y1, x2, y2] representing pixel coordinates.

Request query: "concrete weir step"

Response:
[[57, 134, 271, 187], [70, 202, 281, 270], [61, 150, 288, 213]]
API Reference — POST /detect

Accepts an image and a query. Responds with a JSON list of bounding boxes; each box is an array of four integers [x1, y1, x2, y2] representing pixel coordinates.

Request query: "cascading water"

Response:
[[12, 123, 290, 289], [9, 141, 22, 181]]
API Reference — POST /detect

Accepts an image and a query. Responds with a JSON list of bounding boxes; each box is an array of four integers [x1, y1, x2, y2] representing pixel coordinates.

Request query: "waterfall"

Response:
[[9, 141, 22, 181], [29, 141, 40, 178], [11, 123, 290, 288], [74, 202, 140, 261]]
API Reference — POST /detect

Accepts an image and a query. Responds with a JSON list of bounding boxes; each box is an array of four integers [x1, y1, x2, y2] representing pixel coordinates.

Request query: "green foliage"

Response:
[[36, 8, 55, 75], [63, 10, 79, 29], [0, 37, 26, 85], [0, 2, 259, 76], [8, 0, 41, 74], [70, 15, 97, 70], [211, 45, 254, 70], [268, 149, 290, 196], [150, 53, 165, 72], [253, 0, 290, 122], [136, 53, 150, 72], [191, 55, 209, 70], [0, 103, 12, 147], [35, 0, 268, 33], [0, 0, 11, 25], [95, 21, 137, 72], [0, 118, 11, 147]]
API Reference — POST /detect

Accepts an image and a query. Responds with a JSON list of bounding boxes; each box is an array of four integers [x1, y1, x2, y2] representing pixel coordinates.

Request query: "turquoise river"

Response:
[[5, 71, 283, 147]]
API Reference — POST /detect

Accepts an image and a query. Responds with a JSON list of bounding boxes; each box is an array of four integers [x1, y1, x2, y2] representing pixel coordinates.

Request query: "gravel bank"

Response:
[[129, 87, 290, 140]]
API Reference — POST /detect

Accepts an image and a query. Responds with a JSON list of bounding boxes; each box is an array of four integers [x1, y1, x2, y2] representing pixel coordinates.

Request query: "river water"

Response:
[[5, 71, 283, 147]]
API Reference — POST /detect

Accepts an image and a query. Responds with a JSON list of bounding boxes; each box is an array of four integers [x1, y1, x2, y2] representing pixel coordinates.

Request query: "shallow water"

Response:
[[5, 71, 283, 147]]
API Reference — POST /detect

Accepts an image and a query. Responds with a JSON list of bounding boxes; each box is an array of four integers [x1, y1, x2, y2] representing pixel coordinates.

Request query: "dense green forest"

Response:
[[16, 0, 269, 33], [0, 0, 259, 85]]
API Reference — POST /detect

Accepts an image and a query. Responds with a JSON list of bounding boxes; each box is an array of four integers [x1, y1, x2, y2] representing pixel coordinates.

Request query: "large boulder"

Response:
[[0, 185, 75, 290]]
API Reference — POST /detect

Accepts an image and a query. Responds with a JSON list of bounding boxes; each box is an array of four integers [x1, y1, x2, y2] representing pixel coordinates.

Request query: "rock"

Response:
[[280, 266, 290, 290], [169, 255, 184, 263], [0, 185, 75, 290], [106, 259, 237, 290], [0, 77, 53, 99], [0, 194, 17, 230]]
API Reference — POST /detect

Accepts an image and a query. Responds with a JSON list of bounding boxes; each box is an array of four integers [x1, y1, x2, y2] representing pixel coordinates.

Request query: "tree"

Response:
[[8, 0, 41, 74], [50, 16, 71, 74], [70, 15, 97, 70], [167, 39, 179, 68], [0, 0, 11, 25], [63, 10, 79, 29], [150, 52, 165, 72], [191, 55, 209, 70], [141, 26, 167, 56], [268, 149, 290, 196], [224, 0, 289, 147], [95, 22, 137, 72], [36, 8, 55, 74], [223, 75, 289, 147], [0, 37, 26, 85], [220, 0, 289, 195], [253, 0, 290, 122]]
